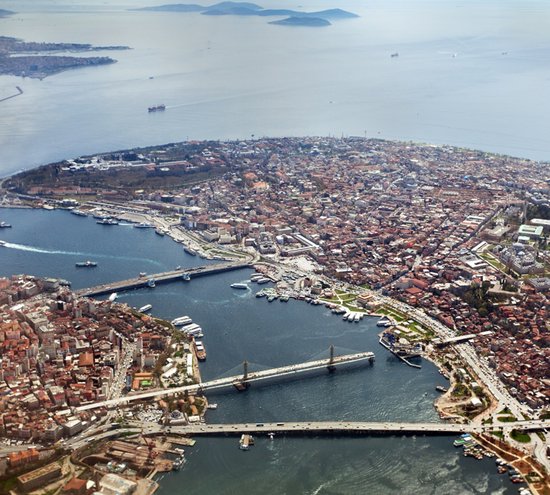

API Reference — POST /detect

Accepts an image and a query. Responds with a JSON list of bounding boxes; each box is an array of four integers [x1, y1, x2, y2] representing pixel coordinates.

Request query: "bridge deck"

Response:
[[76, 351, 375, 412], [77, 261, 250, 297]]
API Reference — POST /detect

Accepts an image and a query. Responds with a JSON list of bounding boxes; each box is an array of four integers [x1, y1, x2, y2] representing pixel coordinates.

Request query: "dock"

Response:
[[378, 336, 421, 369], [76, 261, 250, 298]]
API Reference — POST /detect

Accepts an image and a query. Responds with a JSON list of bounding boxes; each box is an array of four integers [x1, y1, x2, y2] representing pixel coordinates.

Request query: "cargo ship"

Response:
[[148, 104, 166, 112]]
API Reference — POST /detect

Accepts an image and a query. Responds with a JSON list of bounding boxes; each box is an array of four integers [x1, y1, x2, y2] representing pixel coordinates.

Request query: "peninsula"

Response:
[[0, 36, 129, 79]]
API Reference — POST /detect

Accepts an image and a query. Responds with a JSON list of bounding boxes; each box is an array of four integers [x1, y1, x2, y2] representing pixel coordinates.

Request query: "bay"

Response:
[[0, 209, 517, 493]]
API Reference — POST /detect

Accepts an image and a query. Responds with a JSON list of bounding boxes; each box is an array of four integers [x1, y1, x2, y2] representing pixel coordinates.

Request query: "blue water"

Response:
[[1, 0, 550, 178], [0, 209, 518, 493]]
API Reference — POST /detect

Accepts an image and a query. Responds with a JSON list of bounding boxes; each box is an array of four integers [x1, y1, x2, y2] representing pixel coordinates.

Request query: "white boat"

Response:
[[134, 222, 154, 228], [138, 304, 152, 313], [256, 277, 271, 284], [231, 283, 248, 290], [0, 240, 5, 247], [108, 292, 118, 302], [172, 316, 193, 326], [207, 403, 218, 410]]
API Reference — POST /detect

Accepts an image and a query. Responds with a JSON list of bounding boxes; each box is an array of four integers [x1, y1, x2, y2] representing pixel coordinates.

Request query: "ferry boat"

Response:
[[376, 318, 391, 327], [0, 240, 5, 247], [207, 403, 218, 410], [435, 385, 448, 393], [155, 229, 165, 236], [195, 340, 206, 361], [250, 274, 264, 282], [108, 292, 118, 302], [75, 260, 97, 268], [134, 222, 154, 228], [70, 210, 87, 217], [148, 104, 166, 112], [239, 434, 253, 451], [138, 304, 153, 313], [256, 277, 271, 284], [230, 283, 248, 290], [0, 221, 12, 228], [184, 246, 197, 256], [172, 316, 192, 326], [96, 217, 119, 225]]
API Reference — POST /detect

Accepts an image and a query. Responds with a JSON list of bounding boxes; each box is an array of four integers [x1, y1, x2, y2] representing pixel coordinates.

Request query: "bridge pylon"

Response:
[[327, 345, 336, 373], [233, 360, 250, 391]]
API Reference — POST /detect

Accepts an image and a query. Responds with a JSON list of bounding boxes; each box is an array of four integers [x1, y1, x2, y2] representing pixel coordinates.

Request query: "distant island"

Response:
[[269, 17, 331, 27], [0, 8, 14, 17], [0, 36, 130, 79], [134, 1, 358, 27]]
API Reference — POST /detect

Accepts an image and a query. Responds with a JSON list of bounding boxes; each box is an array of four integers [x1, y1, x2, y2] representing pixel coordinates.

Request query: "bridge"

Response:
[[168, 419, 548, 436], [76, 261, 250, 297], [76, 350, 375, 412]]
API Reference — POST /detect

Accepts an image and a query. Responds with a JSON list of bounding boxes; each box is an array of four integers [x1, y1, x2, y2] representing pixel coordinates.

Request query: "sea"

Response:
[[0, 208, 518, 494], [0, 0, 547, 492], [1, 0, 550, 179]]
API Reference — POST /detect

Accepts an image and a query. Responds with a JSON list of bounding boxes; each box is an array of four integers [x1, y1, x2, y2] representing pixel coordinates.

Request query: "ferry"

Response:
[[230, 283, 248, 290], [195, 340, 207, 361], [155, 229, 165, 236], [435, 385, 448, 393], [184, 246, 197, 256], [256, 277, 271, 284], [376, 318, 390, 327], [108, 292, 118, 302], [148, 104, 166, 112], [75, 260, 97, 268], [207, 403, 218, 410], [70, 210, 87, 217], [172, 316, 192, 326], [96, 217, 119, 226], [134, 222, 154, 228], [250, 274, 264, 282], [239, 434, 254, 451], [138, 304, 153, 313], [0, 221, 12, 228], [0, 240, 5, 247]]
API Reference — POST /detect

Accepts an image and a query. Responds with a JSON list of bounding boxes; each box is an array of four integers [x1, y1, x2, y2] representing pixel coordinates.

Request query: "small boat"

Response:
[[184, 246, 197, 256], [0, 240, 6, 247], [139, 272, 147, 277], [435, 385, 448, 393], [108, 292, 118, 302], [207, 403, 218, 410], [148, 104, 166, 112], [0, 221, 12, 228], [139, 304, 152, 313], [147, 278, 156, 288], [256, 277, 271, 284], [231, 283, 248, 290], [268, 432, 275, 440], [255, 291, 266, 298], [239, 434, 253, 451], [391, 52, 399, 58], [182, 273, 191, 281], [75, 261, 97, 268], [155, 229, 165, 236], [195, 340, 206, 361]]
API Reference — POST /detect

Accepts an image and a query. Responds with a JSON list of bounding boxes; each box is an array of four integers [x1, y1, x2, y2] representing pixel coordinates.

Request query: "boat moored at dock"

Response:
[[195, 340, 206, 361], [138, 304, 153, 313], [97, 217, 119, 225], [171, 316, 192, 326]]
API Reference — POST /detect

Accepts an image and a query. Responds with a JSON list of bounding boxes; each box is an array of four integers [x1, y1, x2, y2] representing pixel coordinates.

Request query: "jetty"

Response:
[[0, 86, 23, 103], [76, 261, 250, 297]]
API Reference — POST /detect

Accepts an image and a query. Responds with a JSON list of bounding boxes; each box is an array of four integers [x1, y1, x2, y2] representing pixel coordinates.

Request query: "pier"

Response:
[[76, 261, 251, 297], [76, 350, 375, 411], [0, 86, 23, 103]]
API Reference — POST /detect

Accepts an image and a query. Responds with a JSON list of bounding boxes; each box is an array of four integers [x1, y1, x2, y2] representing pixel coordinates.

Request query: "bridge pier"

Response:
[[327, 345, 336, 373], [233, 360, 251, 391]]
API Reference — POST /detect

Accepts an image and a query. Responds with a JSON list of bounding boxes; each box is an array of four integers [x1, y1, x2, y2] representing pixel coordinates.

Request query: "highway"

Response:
[[76, 351, 375, 412]]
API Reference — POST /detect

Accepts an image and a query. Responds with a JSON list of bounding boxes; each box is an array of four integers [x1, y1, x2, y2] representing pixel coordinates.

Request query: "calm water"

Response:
[[1, 0, 550, 177], [0, 209, 517, 493]]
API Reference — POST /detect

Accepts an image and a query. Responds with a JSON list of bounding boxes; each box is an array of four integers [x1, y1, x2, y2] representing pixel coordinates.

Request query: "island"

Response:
[[269, 16, 331, 27], [0, 36, 130, 79], [0, 9, 14, 17], [134, 2, 358, 27]]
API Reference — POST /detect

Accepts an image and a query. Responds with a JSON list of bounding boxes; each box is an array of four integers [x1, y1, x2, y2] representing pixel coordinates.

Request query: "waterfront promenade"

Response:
[[76, 261, 250, 297]]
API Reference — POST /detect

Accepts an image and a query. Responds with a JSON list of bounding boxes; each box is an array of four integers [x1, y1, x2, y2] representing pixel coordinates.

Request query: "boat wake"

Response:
[[2, 242, 84, 256]]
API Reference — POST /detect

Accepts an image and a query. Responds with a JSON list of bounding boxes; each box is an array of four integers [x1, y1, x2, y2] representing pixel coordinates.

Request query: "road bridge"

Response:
[[76, 261, 250, 297], [76, 350, 375, 412]]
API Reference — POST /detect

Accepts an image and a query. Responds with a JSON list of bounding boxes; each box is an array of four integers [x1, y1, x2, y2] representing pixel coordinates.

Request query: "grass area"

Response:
[[510, 430, 531, 443], [497, 415, 518, 422], [0, 477, 18, 494], [482, 418, 493, 425], [490, 430, 504, 438], [452, 383, 470, 398], [498, 407, 511, 415], [207, 248, 248, 259], [479, 252, 507, 272]]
